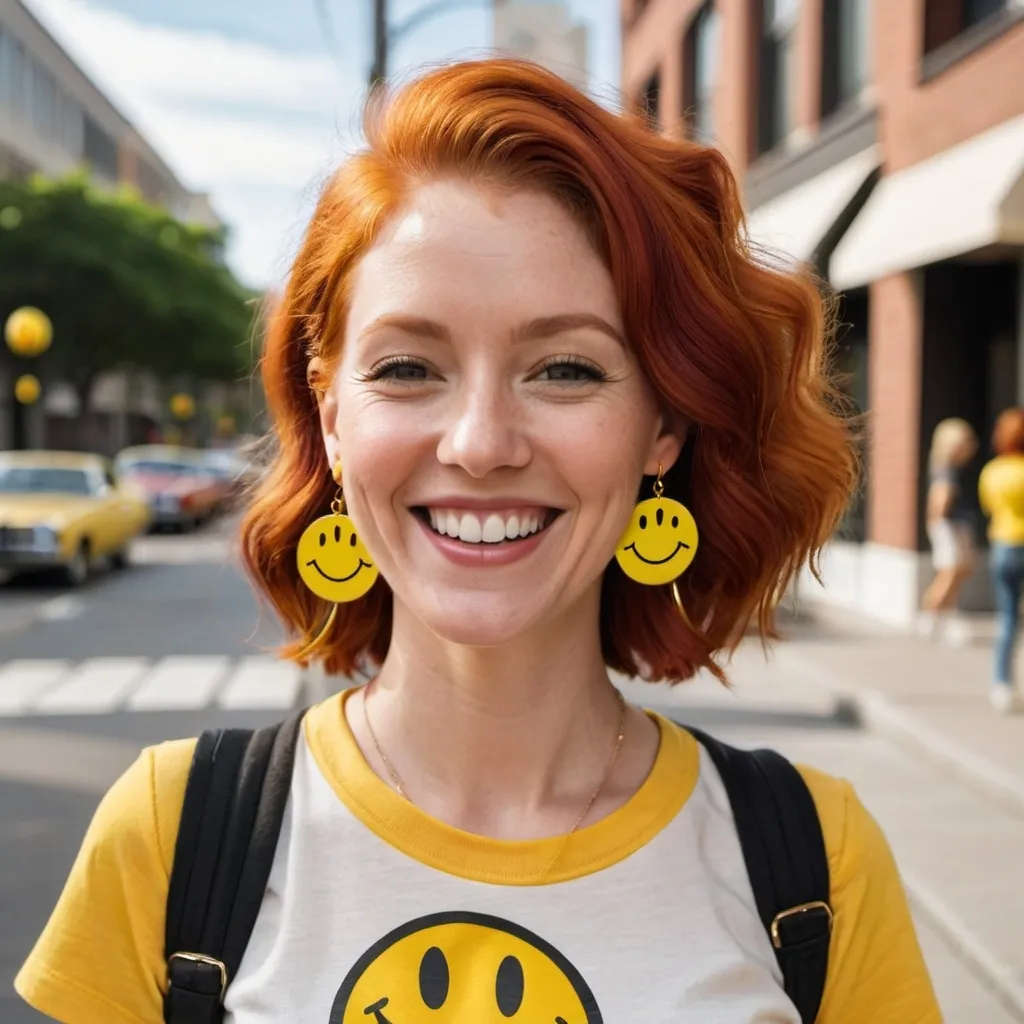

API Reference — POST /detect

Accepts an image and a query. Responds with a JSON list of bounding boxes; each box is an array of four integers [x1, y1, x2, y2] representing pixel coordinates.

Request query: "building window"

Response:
[[83, 115, 119, 182], [641, 69, 661, 129], [821, 0, 870, 118], [685, 3, 720, 142], [756, 0, 801, 156], [924, 0, 1020, 53]]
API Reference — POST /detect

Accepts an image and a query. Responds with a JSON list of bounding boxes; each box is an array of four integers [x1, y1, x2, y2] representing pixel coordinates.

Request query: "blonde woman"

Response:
[[921, 418, 979, 638]]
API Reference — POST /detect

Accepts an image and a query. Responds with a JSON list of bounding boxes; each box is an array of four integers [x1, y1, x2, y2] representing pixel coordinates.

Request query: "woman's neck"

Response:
[[346, 596, 660, 840]]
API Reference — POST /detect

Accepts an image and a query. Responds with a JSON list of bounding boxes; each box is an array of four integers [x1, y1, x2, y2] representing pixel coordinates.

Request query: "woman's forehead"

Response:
[[348, 182, 620, 328]]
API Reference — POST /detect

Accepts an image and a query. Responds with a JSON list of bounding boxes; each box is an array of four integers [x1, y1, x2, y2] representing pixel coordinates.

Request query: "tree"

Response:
[[0, 174, 257, 419]]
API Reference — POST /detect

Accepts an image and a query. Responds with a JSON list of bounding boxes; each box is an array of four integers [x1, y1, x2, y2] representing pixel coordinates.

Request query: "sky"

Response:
[[22, 0, 622, 290]]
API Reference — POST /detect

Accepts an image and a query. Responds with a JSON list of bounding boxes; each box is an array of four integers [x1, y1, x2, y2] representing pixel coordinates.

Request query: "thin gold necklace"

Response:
[[361, 682, 628, 835]]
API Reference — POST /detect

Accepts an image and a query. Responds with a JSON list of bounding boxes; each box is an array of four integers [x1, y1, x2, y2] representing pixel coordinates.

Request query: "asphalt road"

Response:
[[0, 520, 1014, 1023]]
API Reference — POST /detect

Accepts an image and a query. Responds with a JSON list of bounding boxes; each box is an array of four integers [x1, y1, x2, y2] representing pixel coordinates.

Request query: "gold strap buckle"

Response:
[[168, 951, 228, 1000], [770, 901, 834, 950]]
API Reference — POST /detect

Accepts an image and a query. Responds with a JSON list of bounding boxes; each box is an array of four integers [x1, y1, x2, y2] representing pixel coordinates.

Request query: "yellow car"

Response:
[[0, 450, 151, 585]]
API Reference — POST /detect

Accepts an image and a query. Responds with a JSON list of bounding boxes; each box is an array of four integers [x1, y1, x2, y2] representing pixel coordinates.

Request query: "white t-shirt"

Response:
[[17, 690, 941, 1023]]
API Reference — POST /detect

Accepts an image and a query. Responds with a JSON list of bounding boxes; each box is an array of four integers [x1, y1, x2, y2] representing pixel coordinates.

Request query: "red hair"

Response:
[[993, 409, 1024, 456], [242, 59, 856, 682]]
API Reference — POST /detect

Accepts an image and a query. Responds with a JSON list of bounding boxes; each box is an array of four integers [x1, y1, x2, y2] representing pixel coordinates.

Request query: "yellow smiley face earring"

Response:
[[614, 463, 699, 625], [294, 461, 379, 658]]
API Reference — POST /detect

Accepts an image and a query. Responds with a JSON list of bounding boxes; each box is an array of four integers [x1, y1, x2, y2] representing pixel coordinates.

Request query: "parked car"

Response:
[[115, 445, 223, 531], [0, 450, 151, 585], [200, 447, 258, 506]]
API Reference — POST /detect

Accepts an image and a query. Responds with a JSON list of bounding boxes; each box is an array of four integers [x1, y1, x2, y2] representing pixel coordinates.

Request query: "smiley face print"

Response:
[[614, 497, 699, 586], [329, 912, 603, 1024], [296, 512, 379, 602]]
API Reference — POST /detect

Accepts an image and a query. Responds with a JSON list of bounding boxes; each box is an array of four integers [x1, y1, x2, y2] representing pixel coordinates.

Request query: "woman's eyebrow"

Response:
[[359, 311, 625, 347], [513, 313, 625, 347]]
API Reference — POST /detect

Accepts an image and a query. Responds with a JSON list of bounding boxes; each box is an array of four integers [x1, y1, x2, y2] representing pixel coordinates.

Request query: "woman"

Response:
[[920, 418, 978, 642], [979, 408, 1024, 713], [16, 60, 939, 1021]]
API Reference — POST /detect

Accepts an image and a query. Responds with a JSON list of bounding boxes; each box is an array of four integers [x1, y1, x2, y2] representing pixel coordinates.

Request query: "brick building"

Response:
[[622, 0, 1024, 626]]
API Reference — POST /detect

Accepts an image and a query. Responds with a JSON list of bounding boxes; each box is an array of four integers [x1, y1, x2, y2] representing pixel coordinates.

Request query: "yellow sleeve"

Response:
[[799, 766, 942, 1024], [978, 464, 992, 515], [14, 738, 196, 1024]]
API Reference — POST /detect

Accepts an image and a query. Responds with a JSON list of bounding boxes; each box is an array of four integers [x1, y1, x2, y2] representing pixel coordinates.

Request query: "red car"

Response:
[[115, 446, 223, 531]]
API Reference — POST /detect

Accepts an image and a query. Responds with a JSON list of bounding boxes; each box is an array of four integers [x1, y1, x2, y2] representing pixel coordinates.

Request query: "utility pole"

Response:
[[370, 0, 388, 90]]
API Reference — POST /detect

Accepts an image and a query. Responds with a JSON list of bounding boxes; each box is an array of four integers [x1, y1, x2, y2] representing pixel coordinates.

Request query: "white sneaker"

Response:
[[942, 617, 973, 647], [990, 685, 1017, 714], [915, 613, 939, 640]]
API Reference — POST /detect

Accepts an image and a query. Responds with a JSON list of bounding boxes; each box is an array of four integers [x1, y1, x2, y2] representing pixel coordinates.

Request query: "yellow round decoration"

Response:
[[330, 912, 602, 1023], [614, 496, 699, 585], [5, 307, 53, 358], [14, 374, 41, 405], [169, 393, 196, 420], [296, 513, 378, 602]]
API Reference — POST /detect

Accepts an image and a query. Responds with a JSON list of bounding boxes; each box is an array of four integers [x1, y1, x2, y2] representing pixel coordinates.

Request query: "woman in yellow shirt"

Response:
[[16, 58, 940, 1024], [979, 407, 1024, 713]]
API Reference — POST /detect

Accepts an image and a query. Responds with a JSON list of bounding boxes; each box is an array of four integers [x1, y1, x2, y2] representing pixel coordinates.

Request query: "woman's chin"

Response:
[[412, 594, 555, 650]]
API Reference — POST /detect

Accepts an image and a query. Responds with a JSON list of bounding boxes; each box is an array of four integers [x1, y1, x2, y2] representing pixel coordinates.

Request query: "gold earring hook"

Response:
[[653, 463, 665, 499], [330, 461, 346, 515]]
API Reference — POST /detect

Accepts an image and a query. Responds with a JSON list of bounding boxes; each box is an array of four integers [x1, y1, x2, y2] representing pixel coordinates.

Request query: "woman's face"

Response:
[[317, 180, 681, 647]]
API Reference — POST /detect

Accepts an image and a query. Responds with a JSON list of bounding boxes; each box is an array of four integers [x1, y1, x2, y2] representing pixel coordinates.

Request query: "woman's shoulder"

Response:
[[103, 736, 198, 871], [15, 737, 198, 1024], [795, 765, 941, 1021]]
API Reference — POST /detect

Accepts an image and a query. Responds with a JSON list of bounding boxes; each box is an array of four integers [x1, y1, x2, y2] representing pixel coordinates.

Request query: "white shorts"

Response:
[[927, 520, 975, 571]]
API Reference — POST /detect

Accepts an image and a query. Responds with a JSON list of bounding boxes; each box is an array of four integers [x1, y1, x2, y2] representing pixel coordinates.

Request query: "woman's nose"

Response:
[[436, 389, 532, 478]]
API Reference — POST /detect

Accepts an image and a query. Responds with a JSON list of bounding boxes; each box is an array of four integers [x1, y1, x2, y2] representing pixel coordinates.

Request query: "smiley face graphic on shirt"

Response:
[[328, 911, 603, 1023]]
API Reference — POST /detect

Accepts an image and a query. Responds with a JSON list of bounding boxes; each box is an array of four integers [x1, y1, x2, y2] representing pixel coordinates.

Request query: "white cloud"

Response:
[[22, 0, 365, 286]]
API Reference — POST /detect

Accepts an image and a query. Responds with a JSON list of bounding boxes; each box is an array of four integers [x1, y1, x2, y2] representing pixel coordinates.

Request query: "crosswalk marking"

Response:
[[219, 657, 302, 710], [35, 658, 151, 715], [0, 656, 307, 716], [0, 660, 72, 715], [128, 656, 231, 711]]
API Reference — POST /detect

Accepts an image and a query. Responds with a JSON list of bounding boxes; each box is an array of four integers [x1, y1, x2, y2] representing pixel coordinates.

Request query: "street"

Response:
[[1, 519, 1022, 1022]]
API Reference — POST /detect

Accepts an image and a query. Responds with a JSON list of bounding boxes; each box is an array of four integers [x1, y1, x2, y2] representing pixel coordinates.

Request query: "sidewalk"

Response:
[[774, 607, 1024, 815]]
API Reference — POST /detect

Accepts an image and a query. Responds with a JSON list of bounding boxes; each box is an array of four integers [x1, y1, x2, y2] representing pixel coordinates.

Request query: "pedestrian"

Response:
[[979, 407, 1024, 713], [15, 59, 940, 1023], [920, 417, 979, 643]]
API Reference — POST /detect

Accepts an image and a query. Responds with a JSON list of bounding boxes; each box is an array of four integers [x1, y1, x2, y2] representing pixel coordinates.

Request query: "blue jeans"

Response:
[[991, 544, 1024, 685]]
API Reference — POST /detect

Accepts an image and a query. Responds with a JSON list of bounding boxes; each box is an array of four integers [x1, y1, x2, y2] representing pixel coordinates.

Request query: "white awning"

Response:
[[831, 114, 1024, 290], [744, 146, 881, 267]]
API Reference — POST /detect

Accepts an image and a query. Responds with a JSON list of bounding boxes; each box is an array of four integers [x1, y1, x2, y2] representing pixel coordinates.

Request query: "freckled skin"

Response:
[[614, 497, 699, 586], [329, 914, 603, 1024], [296, 513, 379, 602]]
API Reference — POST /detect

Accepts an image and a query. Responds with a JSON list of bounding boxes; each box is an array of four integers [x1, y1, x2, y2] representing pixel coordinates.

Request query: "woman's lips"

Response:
[[413, 508, 559, 567]]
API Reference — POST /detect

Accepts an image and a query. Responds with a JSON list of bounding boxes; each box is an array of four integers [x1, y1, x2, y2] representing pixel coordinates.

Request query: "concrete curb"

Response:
[[904, 871, 1024, 1023], [850, 687, 1024, 821], [773, 646, 1024, 821]]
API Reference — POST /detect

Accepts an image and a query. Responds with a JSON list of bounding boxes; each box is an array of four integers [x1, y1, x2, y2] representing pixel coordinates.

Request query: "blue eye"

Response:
[[537, 357, 606, 383], [366, 357, 431, 382]]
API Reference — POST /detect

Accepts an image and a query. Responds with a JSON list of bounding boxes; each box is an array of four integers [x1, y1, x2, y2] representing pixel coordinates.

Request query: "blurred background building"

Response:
[[494, 1, 590, 91], [0, 0, 233, 453], [622, 0, 1024, 626]]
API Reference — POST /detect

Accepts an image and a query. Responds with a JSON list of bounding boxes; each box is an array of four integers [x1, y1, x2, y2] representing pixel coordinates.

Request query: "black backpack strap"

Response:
[[164, 712, 305, 1024], [685, 726, 833, 1024]]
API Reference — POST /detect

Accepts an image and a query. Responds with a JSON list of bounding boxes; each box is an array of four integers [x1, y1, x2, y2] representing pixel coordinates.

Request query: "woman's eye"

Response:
[[369, 359, 430, 382], [537, 360, 605, 383]]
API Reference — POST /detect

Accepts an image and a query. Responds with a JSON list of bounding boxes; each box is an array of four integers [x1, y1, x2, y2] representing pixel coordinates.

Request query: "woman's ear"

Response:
[[307, 356, 338, 465], [643, 413, 688, 477]]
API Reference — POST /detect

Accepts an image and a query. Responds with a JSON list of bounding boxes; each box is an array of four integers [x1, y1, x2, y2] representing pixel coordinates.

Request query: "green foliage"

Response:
[[0, 174, 258, 404]]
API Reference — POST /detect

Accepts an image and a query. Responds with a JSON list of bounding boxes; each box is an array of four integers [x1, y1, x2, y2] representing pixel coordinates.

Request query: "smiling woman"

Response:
[[16, 59, 940, 1024]]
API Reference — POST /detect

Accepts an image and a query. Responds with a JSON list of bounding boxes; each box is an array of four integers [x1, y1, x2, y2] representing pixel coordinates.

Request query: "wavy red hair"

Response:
[[242, 58, 856, 682]]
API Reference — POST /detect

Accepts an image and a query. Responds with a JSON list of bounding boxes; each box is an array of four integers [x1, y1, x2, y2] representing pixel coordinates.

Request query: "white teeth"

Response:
[[424, 508, 551, 544], [458, 513, 482, 543], [482, 514, 506, 543]]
